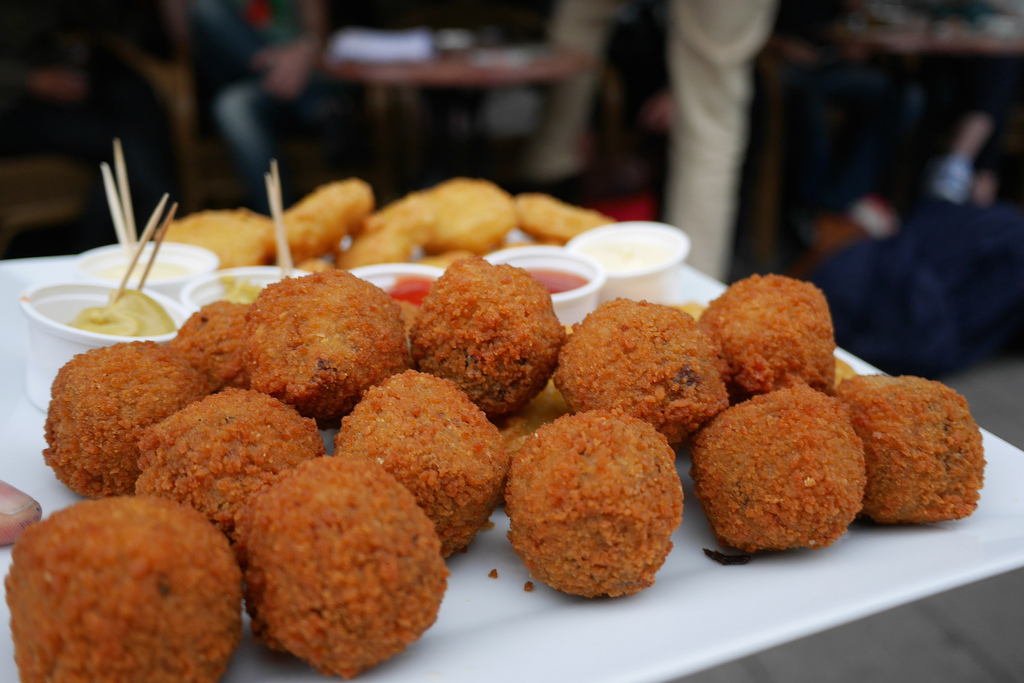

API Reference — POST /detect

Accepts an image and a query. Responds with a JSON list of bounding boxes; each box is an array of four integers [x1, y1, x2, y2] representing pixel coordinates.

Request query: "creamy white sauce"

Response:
[[94, 261, 191, 281], [574, 241, 670, 273]]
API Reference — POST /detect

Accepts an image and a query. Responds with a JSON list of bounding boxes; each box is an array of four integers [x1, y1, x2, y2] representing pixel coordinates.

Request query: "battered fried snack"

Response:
[[294, 256, 335, 273], [410, 256, 565, 418], [44, 341, 207, 498], [505, 410, 682, 597], [554, 299, 729, 445], [690, 384, 866, 552], [137, 388, 326, 541], [245, 269, 410, 423], [166, 208, 276, 268], [168, 301, 250, 393], [283, 178, 374, 262], [337, 190, 437, 268], [699, 273, 836, 401], [417, 249, 476, 269], [335, 370, 509, 556], [514, 192, 615, 244], [6, 496, 242, 683], [835, 374, 985, 524], [235, 456, 448, 679], [493, 379, 571, 454], [422, 177, 517, 255]]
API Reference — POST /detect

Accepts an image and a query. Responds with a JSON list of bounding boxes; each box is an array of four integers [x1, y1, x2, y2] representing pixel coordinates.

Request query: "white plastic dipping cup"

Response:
[[19, 282, 191, 411], [75, 242, 220, 301], [484, 245, 607, 326], [565, 222, 691, 305], [179, 266, 312, 312]]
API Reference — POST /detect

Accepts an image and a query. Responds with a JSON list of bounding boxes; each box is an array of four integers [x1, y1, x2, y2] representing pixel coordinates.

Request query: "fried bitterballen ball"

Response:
[[245, 269, 410, 423], [513, 192, 615, 244], [6, 496, 242, 683], [235, 456, 448, 679], [410, 256, 565, 418], [699, 273, 836, 401], [505, 410, 683, 597], [835, 374, 985, 524], [422, 177, 517, 255], [44, 341, 208, 498], [166, 208, 276, 268], [283, 178, 374, 262], [168, 301, 250, 393], [137, 388, 326, 541], [335, 370, 510, 556], [690, 384, 866, 553], [337, 190, 437, 268], [554, 299, 729, 445]]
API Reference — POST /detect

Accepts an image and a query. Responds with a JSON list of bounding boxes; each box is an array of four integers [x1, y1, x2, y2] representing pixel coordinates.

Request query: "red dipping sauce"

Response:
[[388, 276, 433, 306], [529, 269, 588, 294]]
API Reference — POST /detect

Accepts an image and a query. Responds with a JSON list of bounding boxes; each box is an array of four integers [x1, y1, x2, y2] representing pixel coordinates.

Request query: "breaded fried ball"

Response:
[[44, 341, 207, 498], [505, 410, 682, 597], [699, 273, 836, 401], [690, 384, 866, 552], [554, 299, 729, 445], [235, 456, 448, 679], [283, 178, 374, 262], [168, 301, 250, 392], [410, 256, 565, 418], [137, 388, 326, 541], [335, 370, 510, 556], [514, 192, 615, 244], [166, 208, 275, 268], [422, 177, 516, 255], [835, 374, 985, 524], [6, 496, 242, 683], [245, 270, 410, 423]]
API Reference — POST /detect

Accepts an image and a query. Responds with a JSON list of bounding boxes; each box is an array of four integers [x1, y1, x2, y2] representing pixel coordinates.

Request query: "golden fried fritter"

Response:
[[699, 273, 836, 401], [244, 270, 410, 423], [44, 341, 208, 498], [416, 249, 476, 269], [235, 456, 448, 679], [283, 178, 374, 262], [337, 190, 436, 268], [6, 496, 242, 683], [422, 178, 517, 255], [168, 301, 250, 393], [505, 410, 682, 597], [335, 370, 509, 556], [514, 192, 615, 244], [410, 256, 565, 418], [554, 299, 729, 445], [137, 388, 326, 541], [690, 384, 866, 553], [166, 208, 276, 268], [835, 374, 985, 524]]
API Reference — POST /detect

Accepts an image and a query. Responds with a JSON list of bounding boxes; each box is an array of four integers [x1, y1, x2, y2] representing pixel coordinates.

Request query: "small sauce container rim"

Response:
[[179, 265, 312, 310], [483, 244, 608, 300], [75, 242, 221, 286]]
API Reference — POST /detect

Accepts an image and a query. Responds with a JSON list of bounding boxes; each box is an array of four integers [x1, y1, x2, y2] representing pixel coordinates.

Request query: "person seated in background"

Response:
[[0, 0, 179, 252], [182, 0, 342, 214]]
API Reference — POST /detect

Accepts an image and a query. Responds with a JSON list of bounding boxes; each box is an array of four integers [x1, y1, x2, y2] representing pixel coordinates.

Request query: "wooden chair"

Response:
[[0, 156, 93, 259]]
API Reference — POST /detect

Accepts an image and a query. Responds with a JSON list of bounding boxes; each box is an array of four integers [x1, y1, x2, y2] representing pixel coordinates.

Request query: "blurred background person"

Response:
[[519, 0, 779, 282]]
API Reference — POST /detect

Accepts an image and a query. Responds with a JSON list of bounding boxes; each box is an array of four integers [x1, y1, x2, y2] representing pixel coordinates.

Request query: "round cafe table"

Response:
[[324, 47, 593, 198]]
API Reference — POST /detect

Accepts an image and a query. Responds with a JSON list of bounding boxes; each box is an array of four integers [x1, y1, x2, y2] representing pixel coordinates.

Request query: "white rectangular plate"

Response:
[[2, 258, 1023, 683]]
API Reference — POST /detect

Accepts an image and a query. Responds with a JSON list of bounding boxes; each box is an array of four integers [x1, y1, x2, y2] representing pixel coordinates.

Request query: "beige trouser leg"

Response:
[[663, 0, 778, 280]]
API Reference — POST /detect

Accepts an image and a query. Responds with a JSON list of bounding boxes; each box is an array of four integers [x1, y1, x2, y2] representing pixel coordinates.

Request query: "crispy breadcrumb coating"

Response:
[[44, 341, 207, 497], [137, 388, 325, 541], [505, 410, 683, 597], [335, 370, 510, 556], [835, 374, 985, 523], [235, 457, 448, 679], [554, 299, 729, 445], [6, 496, 242, 683], [699, 273, 836, 401], [690, 384, 866, 552], [168, 301, 250, 393], [244, 270, 410, 423], [410, 257, 565, 418]]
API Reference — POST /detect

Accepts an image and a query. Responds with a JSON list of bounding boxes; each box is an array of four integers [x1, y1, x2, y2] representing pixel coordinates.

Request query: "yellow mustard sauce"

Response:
[[69, 290, 176, 336], [220, 277, 264, 305]]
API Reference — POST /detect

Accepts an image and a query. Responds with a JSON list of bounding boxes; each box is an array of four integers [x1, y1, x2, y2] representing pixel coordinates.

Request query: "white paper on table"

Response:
[[326, 27, 436, 64]]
